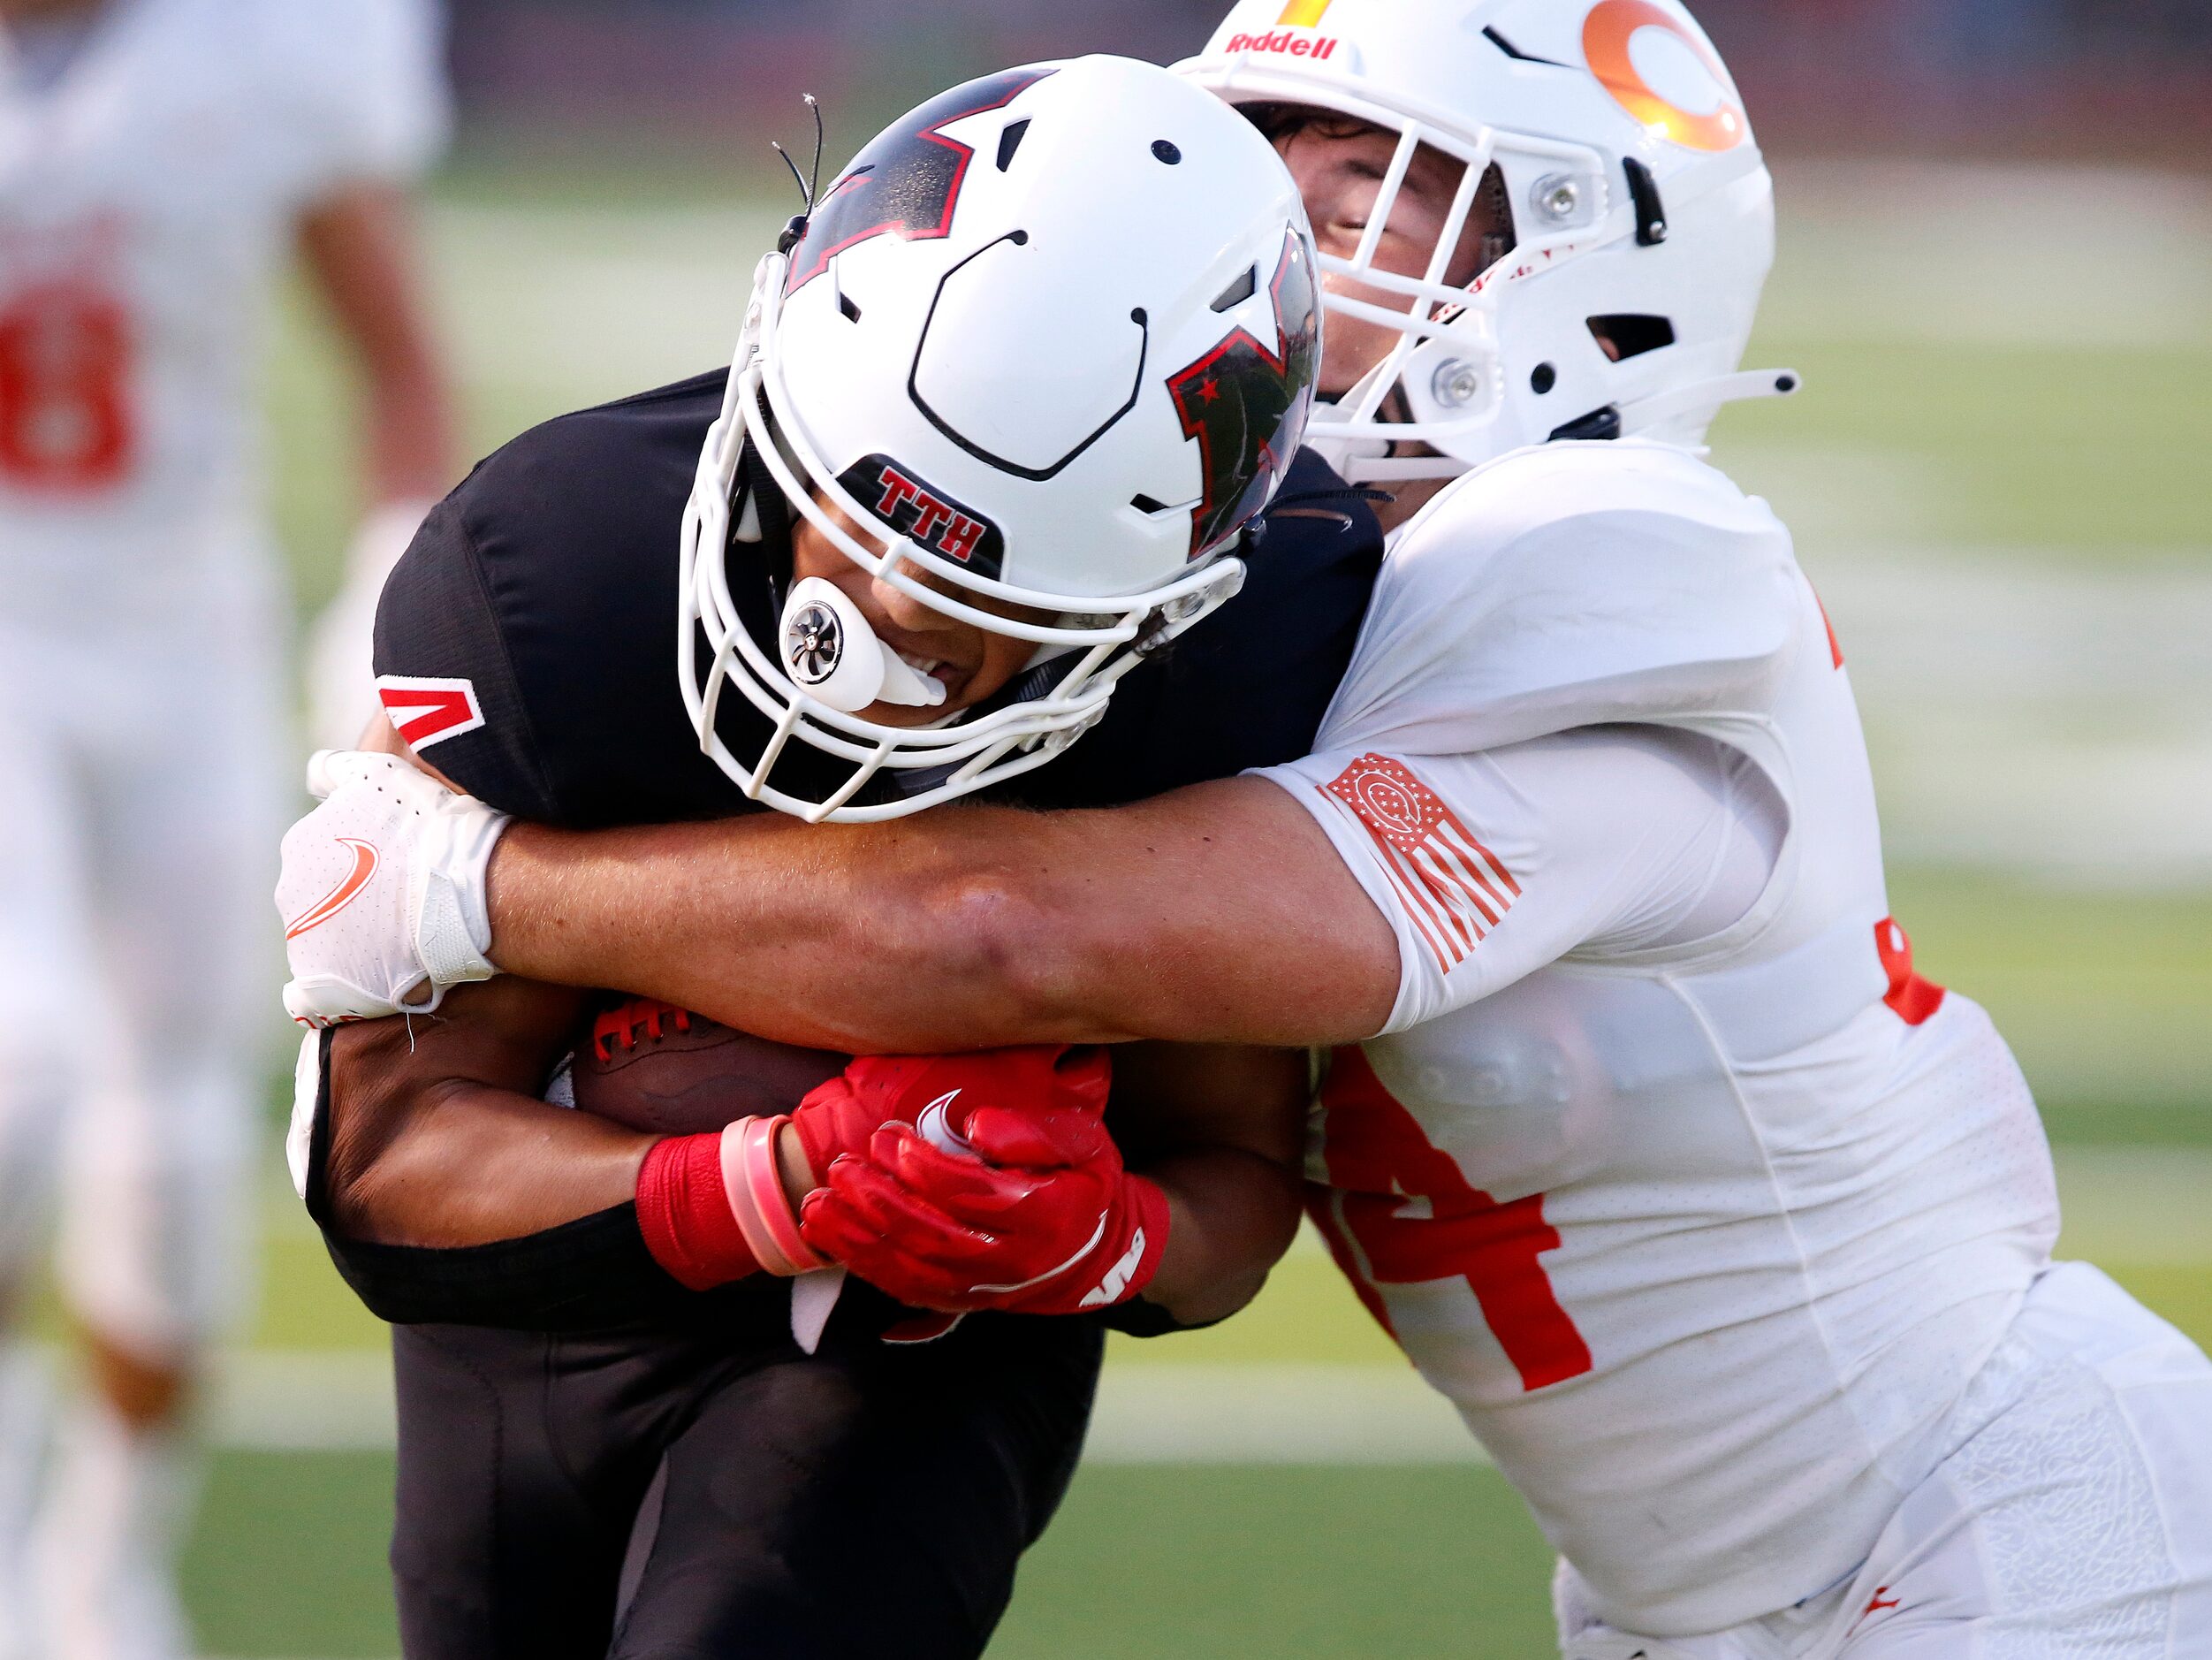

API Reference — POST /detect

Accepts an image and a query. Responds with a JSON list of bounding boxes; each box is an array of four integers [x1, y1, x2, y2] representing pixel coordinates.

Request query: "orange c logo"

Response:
[[1583, 0, 1746, 153]]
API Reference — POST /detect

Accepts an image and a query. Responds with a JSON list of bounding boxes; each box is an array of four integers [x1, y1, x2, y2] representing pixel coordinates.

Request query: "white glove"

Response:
[[276, 750, 511, 1027], [304, 499, 437, 751]]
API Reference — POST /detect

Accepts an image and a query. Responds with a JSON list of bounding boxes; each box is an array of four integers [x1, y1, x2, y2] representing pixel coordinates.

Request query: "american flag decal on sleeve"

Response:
[[1322, 754, 1520, 971]]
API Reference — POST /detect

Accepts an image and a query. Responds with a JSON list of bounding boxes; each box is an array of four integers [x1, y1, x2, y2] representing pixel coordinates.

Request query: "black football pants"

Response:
[[386, 1276, 1102, 1660]]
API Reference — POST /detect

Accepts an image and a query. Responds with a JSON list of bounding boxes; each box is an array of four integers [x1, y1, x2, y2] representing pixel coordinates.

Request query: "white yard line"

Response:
[[420, 161, 2212, 414], [199, 1352, 1486, 1464], [1817, 543, 2212, 886], [1762, 161, 2212, 351], [1087, 1363, 1486, 1466], [192, 1151, 2212, 1457], [208, 1351, 394, 1453], [2055, 1147, 2212, 1268]]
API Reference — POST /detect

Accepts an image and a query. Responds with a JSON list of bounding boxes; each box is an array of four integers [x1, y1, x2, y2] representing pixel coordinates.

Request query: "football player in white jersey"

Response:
[[274, 2, 2212, 1655], [0, 0, 452, 1653]]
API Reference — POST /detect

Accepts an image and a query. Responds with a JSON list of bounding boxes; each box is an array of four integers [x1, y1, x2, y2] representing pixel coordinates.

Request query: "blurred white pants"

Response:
[[1556, 1262, 2212, 1659], [0, 554, 284, 1357], [0, 553, 285, 1657]]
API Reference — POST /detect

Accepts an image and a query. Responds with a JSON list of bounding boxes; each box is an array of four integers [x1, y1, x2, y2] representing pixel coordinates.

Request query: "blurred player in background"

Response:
[[0, 0, 452, 1653]]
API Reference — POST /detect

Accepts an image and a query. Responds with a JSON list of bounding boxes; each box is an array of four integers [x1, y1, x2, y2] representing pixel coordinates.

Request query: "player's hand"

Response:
[[787, 1046, 1110, 1184], [276, 750, 510, 1026], [800, 1052, 1168, 1315]]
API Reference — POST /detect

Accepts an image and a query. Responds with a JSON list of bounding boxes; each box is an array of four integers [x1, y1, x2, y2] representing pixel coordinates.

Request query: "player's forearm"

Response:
[[328, 1072, 653, 1250], [1136, 1146, 1304, 1329], [484, 812, 1065, 1050], [298, 182, 454, 504], [360, 357, 452, 506], [322, 981, 650, 1248], [486, 779, 1397, 1050]]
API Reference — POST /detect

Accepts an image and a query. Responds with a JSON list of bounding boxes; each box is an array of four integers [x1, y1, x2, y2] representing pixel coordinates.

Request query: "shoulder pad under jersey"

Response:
[[1315, 442, 1802, 758]]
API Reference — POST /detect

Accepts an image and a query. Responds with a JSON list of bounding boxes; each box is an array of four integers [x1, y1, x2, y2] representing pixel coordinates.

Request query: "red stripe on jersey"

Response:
[[1875, 918, 1946, 1024], [376, 676, 486, 750], [1813, 587, 1844, 668], [1323, 754, 1519, 972]]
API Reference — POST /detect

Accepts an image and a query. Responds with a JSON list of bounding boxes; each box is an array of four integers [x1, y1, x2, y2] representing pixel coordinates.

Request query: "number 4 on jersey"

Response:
[[1311, 1047, 1593, 1391]]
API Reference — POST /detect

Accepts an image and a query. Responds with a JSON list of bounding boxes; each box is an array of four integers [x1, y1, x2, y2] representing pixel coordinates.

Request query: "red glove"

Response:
[[786, 1047, 1102, 1186], [635, 1044, 1104, 1292], [800, 1064, 1168, 1316]]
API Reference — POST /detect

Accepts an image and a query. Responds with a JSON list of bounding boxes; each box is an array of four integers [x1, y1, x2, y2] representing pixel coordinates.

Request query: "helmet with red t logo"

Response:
[[1180, 0, 1796, 483], [681, 56, 1321, 821]]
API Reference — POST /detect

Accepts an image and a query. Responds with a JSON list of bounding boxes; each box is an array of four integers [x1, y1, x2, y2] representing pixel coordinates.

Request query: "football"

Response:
[[568, 995, 848, 1137]]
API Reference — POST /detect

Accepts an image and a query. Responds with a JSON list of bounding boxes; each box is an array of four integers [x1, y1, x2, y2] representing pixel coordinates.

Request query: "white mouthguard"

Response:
[[779, 577, 946, 712]]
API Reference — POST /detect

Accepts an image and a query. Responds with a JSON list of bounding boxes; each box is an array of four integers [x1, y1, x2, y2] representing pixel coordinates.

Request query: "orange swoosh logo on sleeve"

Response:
[[285, 839, 381, 940]]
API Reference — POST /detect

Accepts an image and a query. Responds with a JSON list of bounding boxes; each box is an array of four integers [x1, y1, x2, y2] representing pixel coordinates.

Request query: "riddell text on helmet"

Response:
[[1224, 29, 1342, 59]]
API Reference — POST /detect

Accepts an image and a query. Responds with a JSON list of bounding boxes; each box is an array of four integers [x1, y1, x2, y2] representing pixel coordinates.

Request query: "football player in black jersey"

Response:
[[281, 61, 1385, 1660]]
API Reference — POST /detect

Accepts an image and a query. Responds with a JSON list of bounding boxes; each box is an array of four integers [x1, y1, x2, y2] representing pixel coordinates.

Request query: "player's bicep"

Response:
[[1252, 730, 1754, 1033]]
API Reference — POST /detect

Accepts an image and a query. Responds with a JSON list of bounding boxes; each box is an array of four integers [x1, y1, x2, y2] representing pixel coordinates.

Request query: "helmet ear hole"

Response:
[[1211, 266, 1258, 312], [1587, 314, 1676, 363]]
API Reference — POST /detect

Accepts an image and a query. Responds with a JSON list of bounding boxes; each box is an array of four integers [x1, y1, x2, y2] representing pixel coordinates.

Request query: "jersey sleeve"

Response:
[[1254, 727, 1781, 1036], [260, 0, 451, 204], [372, 489, 563, 823]]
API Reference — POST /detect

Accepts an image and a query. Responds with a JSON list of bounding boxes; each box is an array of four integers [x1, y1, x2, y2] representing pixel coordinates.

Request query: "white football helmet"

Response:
[[682, 56, 1322, 821], [1179, 0, 1796, 482]]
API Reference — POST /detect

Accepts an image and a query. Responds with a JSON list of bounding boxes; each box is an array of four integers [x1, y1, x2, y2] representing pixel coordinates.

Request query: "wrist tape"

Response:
[[722, 1116, 831, 1276], [635, 1133, 761, 1291]]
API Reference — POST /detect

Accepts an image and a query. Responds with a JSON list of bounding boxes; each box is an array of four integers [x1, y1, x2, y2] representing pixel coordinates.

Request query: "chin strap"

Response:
[[1617, 366, 1803, 436], [1321, 364, 1806, 483]]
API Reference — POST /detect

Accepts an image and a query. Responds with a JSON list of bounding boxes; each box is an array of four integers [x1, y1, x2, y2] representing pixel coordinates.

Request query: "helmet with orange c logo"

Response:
[[1180, 0, 1798, 481]]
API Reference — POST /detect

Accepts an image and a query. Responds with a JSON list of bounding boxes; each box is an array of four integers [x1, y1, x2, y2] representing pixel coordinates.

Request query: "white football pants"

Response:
[[1556, 1262, 2212, 1660], [0, 556, 285, 1656]]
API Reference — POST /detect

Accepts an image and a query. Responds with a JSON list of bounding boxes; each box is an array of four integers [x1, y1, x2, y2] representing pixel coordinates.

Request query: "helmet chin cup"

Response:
[[1305, 361, 1395, 479], [779, 577, 946, 714]]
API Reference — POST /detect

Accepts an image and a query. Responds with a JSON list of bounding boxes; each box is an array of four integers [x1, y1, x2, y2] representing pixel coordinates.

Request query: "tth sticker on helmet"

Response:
[[840, 455, 1007, 578], [1165, 229, 1319, 558], [784, 68, 1055, 296], [1583, 0, 1747, 153]]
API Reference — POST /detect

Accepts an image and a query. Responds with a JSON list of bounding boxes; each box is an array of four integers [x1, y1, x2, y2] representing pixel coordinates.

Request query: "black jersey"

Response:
[[354, 376, 1383, 1656], [374, 369, 1381, 828]]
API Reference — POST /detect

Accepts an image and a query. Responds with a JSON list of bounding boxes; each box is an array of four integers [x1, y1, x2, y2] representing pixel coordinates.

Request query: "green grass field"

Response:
[[169, 152, 2212, 1657], [178, 1146, 2212, 1658]]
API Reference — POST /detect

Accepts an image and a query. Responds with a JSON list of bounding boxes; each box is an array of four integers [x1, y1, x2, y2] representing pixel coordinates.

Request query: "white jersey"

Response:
[[0, 0, 446, 608], [1258, 441, 2061, 1636]]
